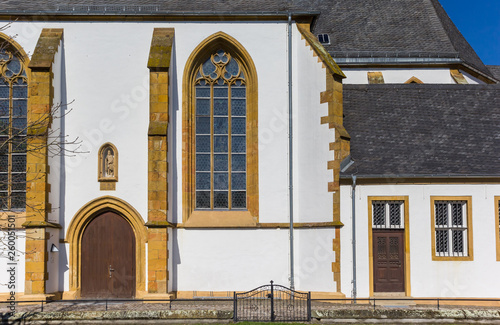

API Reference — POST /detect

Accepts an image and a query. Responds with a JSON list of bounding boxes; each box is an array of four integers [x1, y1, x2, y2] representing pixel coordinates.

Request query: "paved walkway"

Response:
[[1, 300, 500, 324]]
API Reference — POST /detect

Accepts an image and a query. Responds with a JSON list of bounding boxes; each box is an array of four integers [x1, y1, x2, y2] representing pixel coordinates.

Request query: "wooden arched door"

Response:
[[81, 211, 136, 298]]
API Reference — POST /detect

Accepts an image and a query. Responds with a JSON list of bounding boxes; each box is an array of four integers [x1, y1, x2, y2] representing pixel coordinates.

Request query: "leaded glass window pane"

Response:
[[0, 86, 9, 99], [196, 191, 210, 209], [196, 99, 210, 115], [214, 154, 228, 171], [196, 135, 210, 152], [232, 154, 246, 171], [214, 173, 228, 190], [12, 137, 26, 153], [231, 136, 246, 153], [0, 192, 7, 210], [0, 118, 8, 134], [194, 49, 247, 210], [196, 173, 210, 190], [11, 173, 25, 191], [214, 191, 228, 208], [0, 155, 7, 170], [232, 191, 246, 209], [12, 154, 25, 172], [0, 100, 8, 116], [196, 154, 210, 171], [196, 117, 210, 134], [0, 48, 27, 211]]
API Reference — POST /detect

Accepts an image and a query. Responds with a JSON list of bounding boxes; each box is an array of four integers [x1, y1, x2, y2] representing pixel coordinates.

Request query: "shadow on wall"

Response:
[[170, 38, 181, 292]]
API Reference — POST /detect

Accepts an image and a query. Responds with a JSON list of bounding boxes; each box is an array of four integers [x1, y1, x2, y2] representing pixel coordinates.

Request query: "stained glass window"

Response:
[[195, 50, 246, 210], [0, 48, 27, 211]]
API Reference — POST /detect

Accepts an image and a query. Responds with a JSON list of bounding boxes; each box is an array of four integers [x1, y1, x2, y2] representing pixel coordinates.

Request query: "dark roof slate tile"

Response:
[[342, 84, 500, 177], [488, 66, 500, 81]]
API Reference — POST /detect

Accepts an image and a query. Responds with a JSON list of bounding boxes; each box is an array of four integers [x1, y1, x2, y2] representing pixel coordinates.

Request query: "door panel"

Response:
[[373, 230, 405, 292], [81, 212, 136, 298]]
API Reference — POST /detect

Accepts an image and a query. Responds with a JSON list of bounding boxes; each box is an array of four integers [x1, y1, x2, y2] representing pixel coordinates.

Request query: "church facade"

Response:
[[0, 0, 499, 302]]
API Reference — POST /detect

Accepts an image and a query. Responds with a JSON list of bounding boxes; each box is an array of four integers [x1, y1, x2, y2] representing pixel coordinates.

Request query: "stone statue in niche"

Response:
[[98, 143, 118, 190], [104, 149, 115, 177]]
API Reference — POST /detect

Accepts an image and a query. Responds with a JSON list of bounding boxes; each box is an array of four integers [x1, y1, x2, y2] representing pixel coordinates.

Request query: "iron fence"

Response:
[[2, 289, 500, 319], [234, 281, 311, 322]]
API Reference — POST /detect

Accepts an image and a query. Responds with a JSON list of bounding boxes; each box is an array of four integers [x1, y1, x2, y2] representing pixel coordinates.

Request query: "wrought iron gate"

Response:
[[233, 281, 311, 322]]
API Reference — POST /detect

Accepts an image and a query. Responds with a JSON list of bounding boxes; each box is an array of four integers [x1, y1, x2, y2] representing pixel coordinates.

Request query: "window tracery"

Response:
[[194, 50, 247, 210]]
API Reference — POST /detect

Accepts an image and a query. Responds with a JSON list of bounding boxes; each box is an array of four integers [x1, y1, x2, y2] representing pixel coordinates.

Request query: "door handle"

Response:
[[109, 265, 115, 278]]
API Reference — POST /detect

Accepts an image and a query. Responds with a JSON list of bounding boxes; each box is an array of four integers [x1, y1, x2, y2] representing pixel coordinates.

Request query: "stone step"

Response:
[[372, 292, 416, 306]]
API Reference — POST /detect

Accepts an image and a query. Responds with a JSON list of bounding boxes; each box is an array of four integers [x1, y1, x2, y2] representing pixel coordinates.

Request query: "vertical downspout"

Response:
[[288, 13, 295, 290], [351, 175, 357, 302]]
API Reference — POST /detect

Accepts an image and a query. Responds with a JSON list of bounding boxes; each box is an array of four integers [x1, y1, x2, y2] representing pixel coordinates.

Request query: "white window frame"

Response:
[[434, 201, 468, 257], [372, 201, 404, 229]]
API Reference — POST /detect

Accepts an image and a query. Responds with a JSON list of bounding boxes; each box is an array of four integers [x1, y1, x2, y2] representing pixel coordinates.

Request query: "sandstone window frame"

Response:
[[182, 32, 258, 227], [430, 196, 473, 261]]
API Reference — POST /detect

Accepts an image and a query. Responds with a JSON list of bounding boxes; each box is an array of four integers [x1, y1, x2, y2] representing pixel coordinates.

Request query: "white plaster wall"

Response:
[[294, 229, 336, 292], [342, 68, 481, 84], [341, 183, 500, 298], [0, 229, 26, 294], [173, 229, 289, 291], [293, 26, 334, 223], [289, 26, 338, 293], [47, 40, 63, 225]]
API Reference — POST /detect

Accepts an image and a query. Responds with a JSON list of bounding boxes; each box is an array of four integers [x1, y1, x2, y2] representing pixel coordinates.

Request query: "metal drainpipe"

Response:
[[351, 175, 357, 302], [288, 13, 295, 290]]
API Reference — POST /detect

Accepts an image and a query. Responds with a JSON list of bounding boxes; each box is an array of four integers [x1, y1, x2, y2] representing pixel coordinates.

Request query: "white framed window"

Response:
[[431, 197, 473, 260], [372, 201, 404, 229]]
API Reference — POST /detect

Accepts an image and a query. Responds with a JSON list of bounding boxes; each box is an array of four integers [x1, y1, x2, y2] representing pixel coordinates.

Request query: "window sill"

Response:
[[432, 255, 473, 261], [183, 210, 257, 228]]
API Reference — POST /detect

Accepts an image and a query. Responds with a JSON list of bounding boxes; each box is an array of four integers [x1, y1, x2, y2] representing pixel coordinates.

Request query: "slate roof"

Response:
[[341, 84, 500, 177], [488, 66, 500, 81], [0, 0, 494, 80]]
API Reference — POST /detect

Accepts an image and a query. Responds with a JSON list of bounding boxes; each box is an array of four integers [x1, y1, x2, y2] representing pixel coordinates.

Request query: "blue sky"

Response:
[[439, 0, 500, 65]]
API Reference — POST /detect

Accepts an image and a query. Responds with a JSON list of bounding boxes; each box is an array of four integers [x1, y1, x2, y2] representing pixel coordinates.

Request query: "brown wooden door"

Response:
[[81, 212, 136, 298], [373, 230, 405, 292]]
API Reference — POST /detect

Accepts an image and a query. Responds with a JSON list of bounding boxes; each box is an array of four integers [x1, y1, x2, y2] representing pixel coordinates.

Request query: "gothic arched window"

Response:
[[183, 32, 258, 226], [0, 40, 28, 211], [195, 50, 247, 210]]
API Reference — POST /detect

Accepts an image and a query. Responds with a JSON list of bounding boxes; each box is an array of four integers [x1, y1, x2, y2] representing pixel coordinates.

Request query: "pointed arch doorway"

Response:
[[66, 196, 147, 299], [81, 211, 136, 298]]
